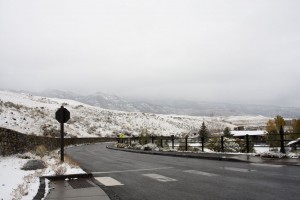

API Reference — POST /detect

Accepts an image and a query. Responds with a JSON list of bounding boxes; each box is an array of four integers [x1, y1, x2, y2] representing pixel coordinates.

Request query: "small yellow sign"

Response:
[[120, 133, 125, 138]]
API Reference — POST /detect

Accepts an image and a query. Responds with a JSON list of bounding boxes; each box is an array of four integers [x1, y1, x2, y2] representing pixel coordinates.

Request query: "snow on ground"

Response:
[[0, 152, 85, 200]]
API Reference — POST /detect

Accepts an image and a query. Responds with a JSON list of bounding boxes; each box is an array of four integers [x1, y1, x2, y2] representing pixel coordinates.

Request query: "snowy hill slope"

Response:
[[0, 91, 270, 138]]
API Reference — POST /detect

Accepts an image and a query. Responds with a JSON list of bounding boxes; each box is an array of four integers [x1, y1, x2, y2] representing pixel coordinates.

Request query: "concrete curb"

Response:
[[42, 173, 93, 180], [33, 177, 46, 200], [106, 146, 250, 163]]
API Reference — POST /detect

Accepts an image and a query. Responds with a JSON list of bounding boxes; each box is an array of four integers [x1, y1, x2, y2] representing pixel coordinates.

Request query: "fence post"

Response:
[[171, 135, 175, 149], [221, 136, 224, 152], [185, 136, 188, 151], [129, 138, 131, 146], [280, 126, 285, 154], [201, 137, 204, 152], [152, 136, 154, 144], [246, 134, 250, 153]]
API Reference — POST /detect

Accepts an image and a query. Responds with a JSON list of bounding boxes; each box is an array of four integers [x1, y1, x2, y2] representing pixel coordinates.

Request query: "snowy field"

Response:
[[0, 152, 85, 200], [0, 90, 271, 138]]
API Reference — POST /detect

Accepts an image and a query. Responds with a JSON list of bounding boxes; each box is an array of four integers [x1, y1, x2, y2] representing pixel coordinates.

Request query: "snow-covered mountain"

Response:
[[0, 90, 270, 138], [25, 89, 300, 118]]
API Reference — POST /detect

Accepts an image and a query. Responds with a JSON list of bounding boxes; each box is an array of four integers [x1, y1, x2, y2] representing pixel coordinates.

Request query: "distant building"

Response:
[[231, 130, 266, 142], [288, 138, 300, 151], [234, 126, 245, 131]]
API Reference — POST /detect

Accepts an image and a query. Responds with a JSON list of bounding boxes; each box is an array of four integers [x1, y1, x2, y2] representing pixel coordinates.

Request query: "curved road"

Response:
[[66, 143, 300, 200]]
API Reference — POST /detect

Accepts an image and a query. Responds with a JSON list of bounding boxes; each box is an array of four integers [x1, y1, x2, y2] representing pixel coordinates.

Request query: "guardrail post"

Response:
[[171, 135, 175, 149], [280, 126, 285, 153], [246, 134, 250, 153], [185, 136, 188, 151], [221, 136, 224, 152], [201, 137, 204, 152]]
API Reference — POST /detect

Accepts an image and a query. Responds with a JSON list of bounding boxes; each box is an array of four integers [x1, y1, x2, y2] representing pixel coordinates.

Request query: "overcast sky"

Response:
[[0, 0, 299, 107]]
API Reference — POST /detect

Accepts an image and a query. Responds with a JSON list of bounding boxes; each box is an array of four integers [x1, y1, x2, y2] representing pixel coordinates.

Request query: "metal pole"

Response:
[[161, 138, 163, 148], [201, 137, 204, 152], [221, 136, 224, 152], [171, 135, 175, 149], [246, 134, 250, 153], [185, 136, 188, 151], [60, 122, 64, 162], [280, 126, 285, 154]]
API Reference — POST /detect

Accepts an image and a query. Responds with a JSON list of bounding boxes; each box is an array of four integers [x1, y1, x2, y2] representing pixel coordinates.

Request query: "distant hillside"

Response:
[[27, 89, 300, 118], [0, 91, 270, 138]]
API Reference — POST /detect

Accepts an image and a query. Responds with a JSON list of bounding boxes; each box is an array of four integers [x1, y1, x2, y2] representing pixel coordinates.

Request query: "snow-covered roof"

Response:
[[231, 130, 266, 136], [288, 138, 300, 146]]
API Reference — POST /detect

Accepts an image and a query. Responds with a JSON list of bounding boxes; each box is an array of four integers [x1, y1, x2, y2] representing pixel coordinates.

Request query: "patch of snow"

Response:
[[231, 130, 266, 136], [0, 151, 86, 200]]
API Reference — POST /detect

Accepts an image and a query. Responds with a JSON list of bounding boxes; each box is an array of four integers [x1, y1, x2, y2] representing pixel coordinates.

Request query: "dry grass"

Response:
[[64, 154, 80, 168], [36, 145, 47, 158]]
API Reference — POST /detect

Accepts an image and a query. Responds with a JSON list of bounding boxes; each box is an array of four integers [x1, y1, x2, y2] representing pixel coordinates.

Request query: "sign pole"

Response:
[[56, 105, 70, 163], [61, 119, 64, 162]]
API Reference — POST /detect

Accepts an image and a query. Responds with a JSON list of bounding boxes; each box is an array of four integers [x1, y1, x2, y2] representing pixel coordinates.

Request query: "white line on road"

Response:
[[250, 163, 284, 168], [92, 167, 174, 175], [142, 174, 177, 182], [221, 167, 256, 173], [95, 177, 124, 186], [183, 170, 218, 177]]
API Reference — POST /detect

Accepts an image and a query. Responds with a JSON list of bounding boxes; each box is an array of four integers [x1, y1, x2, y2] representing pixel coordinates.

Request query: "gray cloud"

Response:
[[0, 0, 300, 107]]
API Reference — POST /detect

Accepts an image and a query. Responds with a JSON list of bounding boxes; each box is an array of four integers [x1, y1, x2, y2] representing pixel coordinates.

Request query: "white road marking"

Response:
[[250, 163, 284, 168], [142, 174, 177, 182], [92, 167, 173, 175], [183, 170, 218, 177], [222, 167, 256, 173], [95, 177, 124, 186]]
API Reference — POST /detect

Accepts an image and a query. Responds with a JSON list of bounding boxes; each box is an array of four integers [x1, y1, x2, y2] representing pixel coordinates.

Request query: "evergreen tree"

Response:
[[223, 127, 232, 137], [199, 121, 210, 142]]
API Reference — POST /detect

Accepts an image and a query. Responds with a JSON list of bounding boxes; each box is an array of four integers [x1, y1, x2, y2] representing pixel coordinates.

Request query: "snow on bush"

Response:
[[206, 137, 241, 152], [141, 143, 159, 151], [258, 152, 300, 159]]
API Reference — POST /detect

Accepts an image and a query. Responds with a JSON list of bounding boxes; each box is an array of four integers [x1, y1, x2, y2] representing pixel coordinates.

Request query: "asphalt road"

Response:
[[66, 143, 300, 200]]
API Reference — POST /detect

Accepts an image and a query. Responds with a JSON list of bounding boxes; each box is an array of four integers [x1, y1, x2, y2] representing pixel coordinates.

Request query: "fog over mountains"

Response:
[[20, 89, 300, 118]]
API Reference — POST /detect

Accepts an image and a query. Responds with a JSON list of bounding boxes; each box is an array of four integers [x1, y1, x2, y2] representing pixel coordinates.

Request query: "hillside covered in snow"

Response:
[[25, 89, 300, 118], [0, 91, 270, 138]]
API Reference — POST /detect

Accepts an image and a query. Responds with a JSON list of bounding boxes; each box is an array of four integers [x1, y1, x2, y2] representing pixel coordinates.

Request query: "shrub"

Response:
[[206, 137, 240, 152], [142, 143, 159, 151], [55, 165, 67, 175], [117, 143, 128, 148], [36, 145, 47, 158]]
